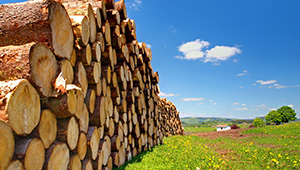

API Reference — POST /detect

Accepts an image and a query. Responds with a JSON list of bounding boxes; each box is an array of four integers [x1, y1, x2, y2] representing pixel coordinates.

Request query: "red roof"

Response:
[[217, 125, 229, 128]]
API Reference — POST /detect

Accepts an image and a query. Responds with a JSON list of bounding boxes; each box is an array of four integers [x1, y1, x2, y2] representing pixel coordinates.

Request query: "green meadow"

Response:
[[118, 122, 300, 170]]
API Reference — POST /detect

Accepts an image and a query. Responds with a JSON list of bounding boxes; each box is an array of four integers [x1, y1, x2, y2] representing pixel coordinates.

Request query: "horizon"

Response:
[[3, 0, 300, 119]]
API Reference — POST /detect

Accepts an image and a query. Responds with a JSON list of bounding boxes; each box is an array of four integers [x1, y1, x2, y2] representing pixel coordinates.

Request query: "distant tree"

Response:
[[252, 118, 264, 127], [277, 106, 297, 123], [230, 124, 240, 129], [265, 110, 282, 124]]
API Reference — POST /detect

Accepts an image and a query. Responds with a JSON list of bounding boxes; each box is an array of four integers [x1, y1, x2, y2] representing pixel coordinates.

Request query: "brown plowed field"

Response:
[[192, 128, 258, 139]]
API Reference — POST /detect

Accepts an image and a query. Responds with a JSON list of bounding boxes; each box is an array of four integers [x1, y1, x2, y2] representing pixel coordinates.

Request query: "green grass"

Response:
[[118, 122, 300, 170], [184, 126, 215, 133]]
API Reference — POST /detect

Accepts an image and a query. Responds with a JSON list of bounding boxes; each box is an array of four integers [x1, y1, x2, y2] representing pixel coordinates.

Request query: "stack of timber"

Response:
[[0, 0, 184, 170]]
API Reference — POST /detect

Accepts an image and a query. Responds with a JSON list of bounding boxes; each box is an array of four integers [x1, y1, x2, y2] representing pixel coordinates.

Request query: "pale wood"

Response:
[[111, 135, 120, 151], [77, 132, 87, 160], [90, 96, 107, 127], [85, 62, 100, 84], [100, 136, 111, 166], [14, 138, 45, 170], [6, 160, 24, 170], [76, 44, 92, 66], [107, 10, 120, 26], [102, 21, 111, 45], [79, 104, 90, 133], [110, 152, 119, 167], [45, 142, 69, 170], [92, 42, 102, 62], [70, 15, 89, 46], [118, 144, 125, 167], [89, 78, 102, 96], [0, 120, 14, 170], [86, 126, 100, 160], [59, 59, 74, 85], [0, 79, 40, 135], [36, 109, 57, 149], [68, 154, 81, 170], [88, 4, 97, 43], [74, 62, 88, 98], [84, 89, 96, 114]]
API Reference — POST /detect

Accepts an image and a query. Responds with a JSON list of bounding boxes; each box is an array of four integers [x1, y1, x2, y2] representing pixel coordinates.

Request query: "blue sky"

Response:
[[3, 0, 300, 119]]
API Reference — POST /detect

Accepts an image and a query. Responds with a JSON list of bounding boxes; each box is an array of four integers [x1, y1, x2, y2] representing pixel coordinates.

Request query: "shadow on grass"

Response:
[[113, 148, 155, 170]]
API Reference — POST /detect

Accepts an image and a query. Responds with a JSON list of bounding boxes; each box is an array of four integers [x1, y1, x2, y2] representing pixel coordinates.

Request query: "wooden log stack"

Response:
[[0, 0, 184, 170]]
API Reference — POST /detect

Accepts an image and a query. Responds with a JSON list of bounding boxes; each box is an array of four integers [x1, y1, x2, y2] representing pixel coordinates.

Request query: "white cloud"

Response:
[[233, 102, 240, 105], [181, 97, 205, 101], [212, 102, 217, 105], [175, 39, 241, 65], [256, 80, 277, 85], [268, 84, 288, 89], [158, 92, 180, 97], [288, 104, 294, 108], [197, 103, 204, 105], [209, 100, 214, 103], [241, 103, 246, 106], [127, 0, 142, 10], [237, 70, 249, 76], [239, 86, 244, 88], [234, 107, 249, 111], [204, 46, 241, 63]]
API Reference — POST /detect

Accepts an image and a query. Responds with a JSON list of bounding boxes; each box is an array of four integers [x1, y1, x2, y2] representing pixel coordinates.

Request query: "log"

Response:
[[111, 135, 120, 151], [90, 96, 107, 127], [91, 42, 102, 62], [34, 109, 57, 149], [6, 160, 24, 170], [56, 117, 79, 151], [45, 142, 69, 170], [88, 4, 97, 43], [79, 104, 90, 133], [96, 8, 102, 29], [118, 144, 126, 167], [99, 136, 111, 166], [70, 15, 90, 46], [59, 59, 74, 84], [76, 44, 92, 66], [104, 0, 115, 9], [106, 156, 113, 170], [0, 120, 14, 170], [74, 62, 88, 97], [0, 43, 58, 96], [107, 10, 120, 26], [115, 0, 127, 20], [94, 150, 104, 170], [46, 90, 77, 118], [0, 0, 74, 59], [0, 79, 40, 135], [110, 152, 119, 167], [68, 154, 81, 170], [102, 21, 111, 45], [77, 132, 87, 160], [85, 62, 100, 84], [86, 126, 100, 160], [89, 78, 102, 96], [14, 138, 45, 170], [105, 118, 115, 137], [96, 32, 105, 53], [84, 89, 96, 114]]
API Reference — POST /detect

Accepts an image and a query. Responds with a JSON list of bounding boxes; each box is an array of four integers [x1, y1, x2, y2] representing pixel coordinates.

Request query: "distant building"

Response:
[[216, 125, 231, 131]]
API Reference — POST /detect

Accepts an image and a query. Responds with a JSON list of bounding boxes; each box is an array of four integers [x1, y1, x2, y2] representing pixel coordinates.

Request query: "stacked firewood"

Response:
[[0, 0, 183, 170]]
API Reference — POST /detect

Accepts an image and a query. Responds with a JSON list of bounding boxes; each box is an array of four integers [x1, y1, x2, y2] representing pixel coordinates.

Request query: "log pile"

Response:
[[0, 0, 184, 170]]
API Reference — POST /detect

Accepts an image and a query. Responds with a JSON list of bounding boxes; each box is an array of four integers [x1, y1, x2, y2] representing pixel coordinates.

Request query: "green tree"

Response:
[[277, 106, 297, 123], [265, 110, 282, 124], [252, 118, 264, 127]]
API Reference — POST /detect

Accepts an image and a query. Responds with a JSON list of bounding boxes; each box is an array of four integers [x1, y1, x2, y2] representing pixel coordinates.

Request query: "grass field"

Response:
[[118, 121, 300, 170], [183, 126, 215, 133]]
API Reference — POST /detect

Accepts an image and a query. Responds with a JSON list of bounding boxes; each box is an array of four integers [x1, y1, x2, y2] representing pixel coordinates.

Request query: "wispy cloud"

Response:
[[126, 0, 142, 11], [181, 97, 205, 101], [254, 80, 299, 89], [237, 70, 249, 76], [256, 80, 277, 85], [175, 39, 241, 65], [233, 107, 249, 111], [233, 102, 240, 105], [212, 102, 217, 105], [169, 25, 176, 33], [158, 92, 180, 97], [197, 103, 204, 105], [288, 104, 294, 108]]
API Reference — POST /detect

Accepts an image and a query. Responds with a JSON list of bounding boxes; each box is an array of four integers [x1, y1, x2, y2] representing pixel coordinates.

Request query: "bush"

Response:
[[230, 124, 240, 129], [253, 118, 264, 127]]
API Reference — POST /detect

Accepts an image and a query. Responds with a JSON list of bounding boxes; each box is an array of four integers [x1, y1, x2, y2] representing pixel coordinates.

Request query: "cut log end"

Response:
[[46, 142, 70, 170], [1, 79, 40, 135], [23, 138, 45, 170], [29, 43, 58, 97], [38, 109, 57, 149], [0, 120, 14, 170]]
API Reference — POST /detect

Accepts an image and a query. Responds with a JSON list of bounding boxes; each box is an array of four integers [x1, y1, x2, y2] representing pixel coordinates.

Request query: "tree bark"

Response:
[[0, 0, 74, 59]]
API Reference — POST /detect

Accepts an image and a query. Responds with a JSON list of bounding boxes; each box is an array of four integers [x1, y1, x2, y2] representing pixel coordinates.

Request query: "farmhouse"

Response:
[[217, 125, 231, 131]]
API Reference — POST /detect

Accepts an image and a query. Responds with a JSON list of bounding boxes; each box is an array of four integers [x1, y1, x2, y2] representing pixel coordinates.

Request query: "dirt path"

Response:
[[191, 128, 257, 139]]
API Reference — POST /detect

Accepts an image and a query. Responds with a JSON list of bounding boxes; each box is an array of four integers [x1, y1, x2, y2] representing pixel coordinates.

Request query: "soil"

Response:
[[191, 128, 257, 139]]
